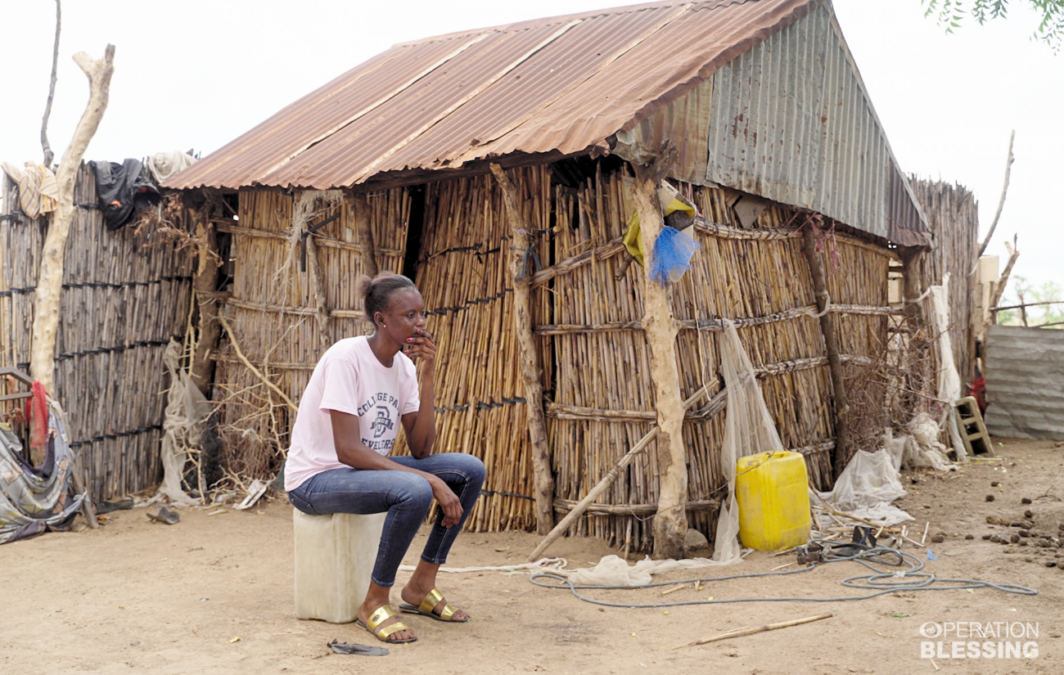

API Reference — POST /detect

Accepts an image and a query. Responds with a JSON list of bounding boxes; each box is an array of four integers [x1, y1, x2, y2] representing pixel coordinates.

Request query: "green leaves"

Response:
[[922, 0, 1064, 52]]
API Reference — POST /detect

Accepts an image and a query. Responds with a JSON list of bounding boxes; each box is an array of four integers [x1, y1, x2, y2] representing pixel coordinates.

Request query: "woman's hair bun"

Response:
[[359, 272, 417, 325], [355, 274, 374, 302]]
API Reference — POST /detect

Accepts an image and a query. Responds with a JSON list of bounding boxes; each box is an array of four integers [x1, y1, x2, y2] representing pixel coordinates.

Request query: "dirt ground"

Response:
[[3, 437, 1063, 674]]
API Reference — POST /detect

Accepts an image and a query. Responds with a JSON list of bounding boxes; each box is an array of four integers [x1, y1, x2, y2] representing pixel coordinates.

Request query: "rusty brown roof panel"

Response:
[[468, 0, 817, 164], [262, 25, 570, 188], [165, 0, 817, 191], [169, 34, 483, 189], [385, 6, 686, 175]]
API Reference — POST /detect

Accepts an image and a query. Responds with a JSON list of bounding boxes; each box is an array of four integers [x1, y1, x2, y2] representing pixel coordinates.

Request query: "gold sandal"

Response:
[[356, 605, 417, 643], [399, 588, 468, 623]]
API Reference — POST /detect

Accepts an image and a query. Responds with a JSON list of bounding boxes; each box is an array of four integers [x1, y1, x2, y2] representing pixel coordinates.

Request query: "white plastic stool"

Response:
[[292, 509, 386, 623]]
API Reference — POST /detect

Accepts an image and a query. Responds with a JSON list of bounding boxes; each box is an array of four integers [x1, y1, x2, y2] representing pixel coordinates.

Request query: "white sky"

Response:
[[1, 0, 1061, 303]]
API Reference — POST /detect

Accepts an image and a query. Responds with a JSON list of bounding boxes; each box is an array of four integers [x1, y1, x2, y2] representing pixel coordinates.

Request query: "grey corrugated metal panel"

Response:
[[442, 0, 820, 168], [699, 3, 926, 240], [984, 324, 1064, 440], [888, 165, 931, 246], [616, 73, 716, 185], [165, 0, 818, 191]]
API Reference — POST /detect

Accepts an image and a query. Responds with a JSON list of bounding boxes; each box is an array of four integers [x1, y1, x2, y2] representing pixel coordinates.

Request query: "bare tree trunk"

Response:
[[989, 238, 1020, 312], [490, 164, 555, 535], [30, 45, 116, 396], [630, 160, 688, 561], [190, 202, 222, 396], [40, 0, 61, 168], [803, 226, 851, 480], [353, 194, 379, 278], [977, 131, 1015, 258]]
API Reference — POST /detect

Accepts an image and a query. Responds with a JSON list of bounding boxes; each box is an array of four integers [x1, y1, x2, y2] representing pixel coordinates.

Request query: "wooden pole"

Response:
[[989, 238, 1019, 314], [490, 164, 554, 535], [898, 246, 927, 328], [528, 380, 717, 562], [631, 151, 688, 560], [31, 44, 115, 395], [353, 194, 379, 278], [802, 225, 851, 480], [190, 201, 221, 396], [977, 130, 1015, 258]]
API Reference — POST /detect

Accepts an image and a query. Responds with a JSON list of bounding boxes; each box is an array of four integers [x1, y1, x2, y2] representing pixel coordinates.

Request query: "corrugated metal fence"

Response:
[[985, 324, 1064, 440]]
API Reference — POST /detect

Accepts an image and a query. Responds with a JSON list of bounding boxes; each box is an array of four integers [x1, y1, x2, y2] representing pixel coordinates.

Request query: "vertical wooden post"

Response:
[[631, 163, 688, 561], [490, 164, 555, 535], [898, 245, 933, 415], [190, 201, 221, 396], [802, 226, 851, 480], [353, 194, 379, 278], [898, 246, 927, 328]]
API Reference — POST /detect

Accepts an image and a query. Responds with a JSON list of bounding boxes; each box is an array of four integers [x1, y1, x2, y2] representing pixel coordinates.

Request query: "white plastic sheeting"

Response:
[[930, 273, 967, 459], [712, 319, 789, 563], [816, 449, 913, 527], [553, 319, 790, 585], [159, 340, 211, 506]]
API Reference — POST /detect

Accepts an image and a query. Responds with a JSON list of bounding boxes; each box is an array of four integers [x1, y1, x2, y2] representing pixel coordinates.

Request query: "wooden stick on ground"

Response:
[[669, 613, 834, 650], [528, 379, 718, 562]]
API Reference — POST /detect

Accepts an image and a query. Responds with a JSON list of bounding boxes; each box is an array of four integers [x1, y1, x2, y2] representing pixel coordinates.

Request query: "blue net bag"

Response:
[[649, 226, 700, 286]]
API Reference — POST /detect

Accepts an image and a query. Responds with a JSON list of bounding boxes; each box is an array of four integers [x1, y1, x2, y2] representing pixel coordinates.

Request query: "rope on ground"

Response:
[[527, 541, 1036, 609]]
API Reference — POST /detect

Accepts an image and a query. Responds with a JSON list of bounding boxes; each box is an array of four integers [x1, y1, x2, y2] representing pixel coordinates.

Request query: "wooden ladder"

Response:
[[953, 396, 993, 457]]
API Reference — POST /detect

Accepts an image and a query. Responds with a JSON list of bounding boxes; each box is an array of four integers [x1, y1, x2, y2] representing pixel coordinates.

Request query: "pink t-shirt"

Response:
[[284, 336, 420, 491]]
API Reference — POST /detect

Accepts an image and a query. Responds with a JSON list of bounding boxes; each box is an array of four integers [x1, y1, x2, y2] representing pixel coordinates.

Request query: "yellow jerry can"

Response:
[[735, 450, 811, 551]]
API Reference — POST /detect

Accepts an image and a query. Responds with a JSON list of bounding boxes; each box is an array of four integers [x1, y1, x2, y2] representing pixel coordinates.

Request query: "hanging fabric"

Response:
[[1, 162, 59, 219]]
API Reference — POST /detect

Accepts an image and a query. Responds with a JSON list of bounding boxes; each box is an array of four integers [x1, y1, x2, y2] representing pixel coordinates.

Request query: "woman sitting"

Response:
[[285, 272, 485, 644]]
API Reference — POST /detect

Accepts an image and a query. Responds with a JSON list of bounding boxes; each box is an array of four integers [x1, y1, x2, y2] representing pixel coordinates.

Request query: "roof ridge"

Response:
[[391, 0, 742, 49]]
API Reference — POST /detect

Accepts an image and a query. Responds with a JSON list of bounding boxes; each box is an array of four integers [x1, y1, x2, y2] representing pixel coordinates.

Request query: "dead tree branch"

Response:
[[40, 0, 62, 168], [990, 237, 1019, 314], [31, 44, 116, 395], [978, 130, 1015, 258]]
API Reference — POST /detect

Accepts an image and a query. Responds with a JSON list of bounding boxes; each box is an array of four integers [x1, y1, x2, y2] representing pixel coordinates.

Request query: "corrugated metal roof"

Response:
[[165, 0, 928, 240], [985, 325, 1064, 440], [615, 3, 928, 241], [165, 0, 818, 191]]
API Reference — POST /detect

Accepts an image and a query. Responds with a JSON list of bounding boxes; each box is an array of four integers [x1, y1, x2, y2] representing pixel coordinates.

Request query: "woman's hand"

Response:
[[404, 329, 436, 369], [429, 476, 463, 527]]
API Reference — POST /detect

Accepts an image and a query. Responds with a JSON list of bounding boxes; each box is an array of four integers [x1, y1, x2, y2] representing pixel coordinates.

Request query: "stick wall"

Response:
[[1, 166, 195, 500]]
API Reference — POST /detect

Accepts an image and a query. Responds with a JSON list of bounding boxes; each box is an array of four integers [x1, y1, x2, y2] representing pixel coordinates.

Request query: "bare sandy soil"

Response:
[[2, 438, 1063, 675]]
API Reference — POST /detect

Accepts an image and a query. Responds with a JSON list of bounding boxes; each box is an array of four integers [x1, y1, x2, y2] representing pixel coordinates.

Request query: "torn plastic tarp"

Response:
[[1, 413, 85, 545], [816, 449, 913, 527]]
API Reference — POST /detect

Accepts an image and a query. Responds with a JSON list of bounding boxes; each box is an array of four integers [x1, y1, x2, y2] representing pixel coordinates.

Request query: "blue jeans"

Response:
[[288, 454, 485, 588]]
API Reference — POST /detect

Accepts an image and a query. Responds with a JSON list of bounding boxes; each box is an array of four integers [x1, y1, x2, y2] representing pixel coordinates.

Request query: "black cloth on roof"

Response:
[[90, 159, 161, 230]]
